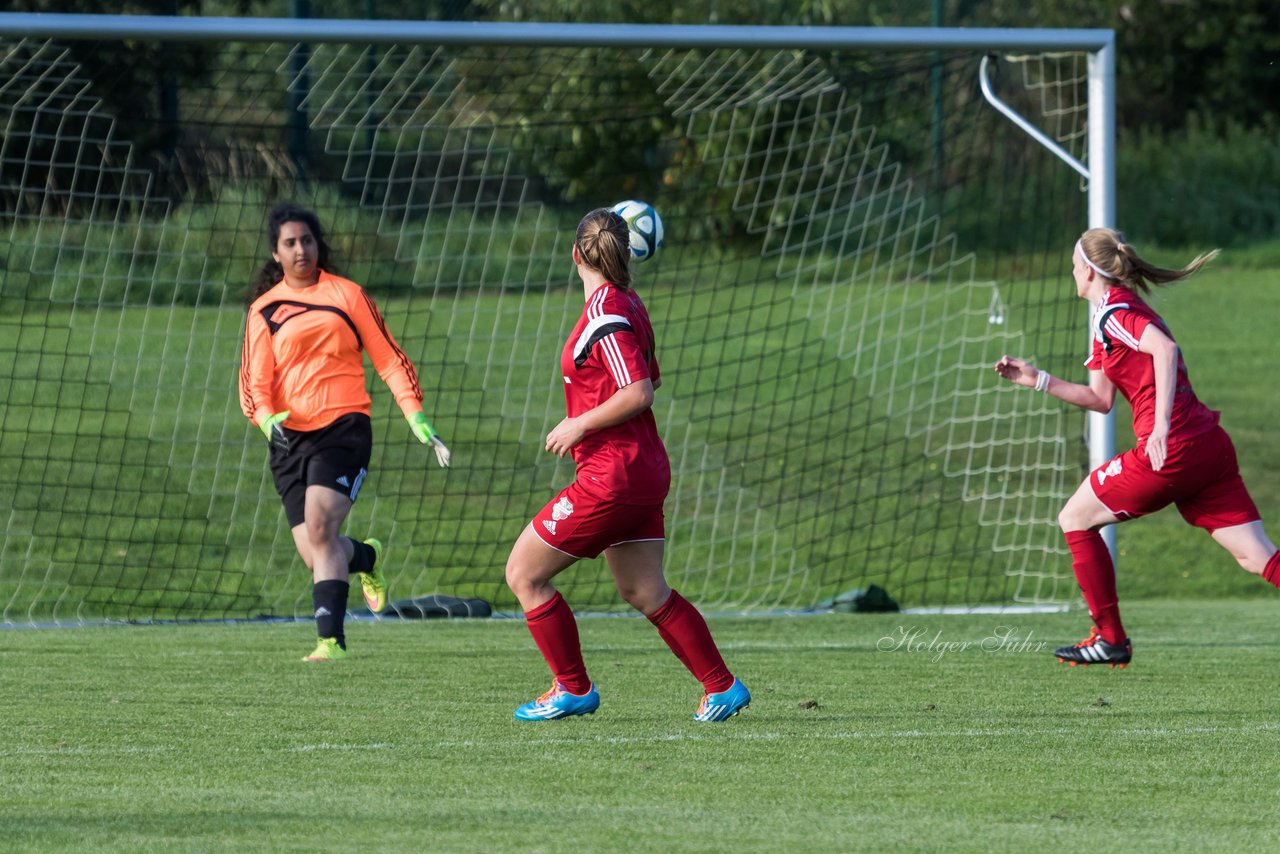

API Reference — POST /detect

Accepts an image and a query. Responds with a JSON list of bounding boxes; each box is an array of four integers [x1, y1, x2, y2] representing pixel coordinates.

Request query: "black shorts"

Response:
[[269, 413, 373, 528]]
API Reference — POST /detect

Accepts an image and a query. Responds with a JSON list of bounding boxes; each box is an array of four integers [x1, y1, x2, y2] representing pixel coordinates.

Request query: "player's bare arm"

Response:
[[545, 378, 655, 458], [994, 355, 1115, 412], [1137, 324, 1178, 472]]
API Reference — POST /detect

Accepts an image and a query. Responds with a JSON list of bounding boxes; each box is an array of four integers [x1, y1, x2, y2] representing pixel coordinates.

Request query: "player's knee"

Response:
[[1232, 551, 1267, 576], [615, 583, 646, 612], [1057, 506, 1083, 533], [303, 517, 337, 547], [505, 560, 543, 598], [1211, 528, 1275, 575], [615, 580, 668, 616], [504, 560, 525, 593]]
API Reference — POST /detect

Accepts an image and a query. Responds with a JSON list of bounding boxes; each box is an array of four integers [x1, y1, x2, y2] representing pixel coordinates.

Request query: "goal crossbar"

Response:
[[0, 14, 1113, 52]]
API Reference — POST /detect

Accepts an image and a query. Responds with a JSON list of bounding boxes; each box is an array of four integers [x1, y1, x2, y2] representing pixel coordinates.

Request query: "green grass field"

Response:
[[3, 252, 1278, 851], [3, 599, 1279, 852]]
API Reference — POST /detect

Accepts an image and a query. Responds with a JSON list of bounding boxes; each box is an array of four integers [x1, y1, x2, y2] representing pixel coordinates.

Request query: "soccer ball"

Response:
[[611, 200, 664, 262]]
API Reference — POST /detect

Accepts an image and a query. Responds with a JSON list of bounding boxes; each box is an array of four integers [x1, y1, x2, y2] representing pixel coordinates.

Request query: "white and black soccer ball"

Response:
[[610, 199, 664, 262]]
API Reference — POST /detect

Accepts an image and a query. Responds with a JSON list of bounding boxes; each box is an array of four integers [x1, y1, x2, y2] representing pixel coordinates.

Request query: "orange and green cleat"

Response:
[[303, 637, 349, 662], [359, 538, 387, 613]]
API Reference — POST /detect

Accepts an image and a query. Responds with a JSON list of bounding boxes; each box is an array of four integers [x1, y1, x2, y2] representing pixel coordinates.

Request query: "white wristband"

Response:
[[1034, 370, 1052, 393]]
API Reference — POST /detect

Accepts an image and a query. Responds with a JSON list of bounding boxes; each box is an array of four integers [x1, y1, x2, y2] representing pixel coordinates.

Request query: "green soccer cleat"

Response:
[[303, 637, 348, 662], [359, 537, 387, 613]]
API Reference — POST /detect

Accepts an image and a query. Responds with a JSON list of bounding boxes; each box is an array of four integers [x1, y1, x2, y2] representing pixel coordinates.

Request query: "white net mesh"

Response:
[[0, 34, 1091, 623]]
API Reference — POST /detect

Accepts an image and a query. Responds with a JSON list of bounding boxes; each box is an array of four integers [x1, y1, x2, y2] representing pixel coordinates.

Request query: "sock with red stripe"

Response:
[[1064, 529, 1127, 645], [523, 591, 592, 695], [1263, 551, 1280, 590], [648, 590, 735, 694]]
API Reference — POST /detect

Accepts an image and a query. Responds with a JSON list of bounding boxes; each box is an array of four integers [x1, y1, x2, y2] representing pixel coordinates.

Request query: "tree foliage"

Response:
[[11, 0, 1275, 138], [471, 0, 1279, 136], [4, 0, 1275, 244]]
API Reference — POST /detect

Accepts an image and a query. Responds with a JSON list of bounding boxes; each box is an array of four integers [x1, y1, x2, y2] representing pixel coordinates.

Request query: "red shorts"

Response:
[[530, 480, 665, 559], [1089, 425, 1260, 531]]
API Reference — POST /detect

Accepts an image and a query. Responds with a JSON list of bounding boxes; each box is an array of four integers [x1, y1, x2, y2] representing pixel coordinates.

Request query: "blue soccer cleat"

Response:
[[694, 677, 751, 722], [514, 682, 600, 721]]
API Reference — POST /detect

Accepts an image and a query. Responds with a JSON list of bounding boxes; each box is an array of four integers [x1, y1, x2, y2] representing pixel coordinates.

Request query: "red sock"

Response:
[[1064, 530, 1127, 645], [648, 590, 735, 694], [523, 592, 591, 695], [1263, 551, 1280, 589]]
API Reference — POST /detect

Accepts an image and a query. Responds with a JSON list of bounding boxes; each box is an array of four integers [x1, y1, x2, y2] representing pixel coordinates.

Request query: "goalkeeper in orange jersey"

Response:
[[239, 203, 450, 661]]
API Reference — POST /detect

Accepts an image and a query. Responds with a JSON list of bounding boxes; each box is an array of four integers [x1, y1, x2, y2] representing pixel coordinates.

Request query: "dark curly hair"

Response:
[[248, 203, 337, 301]]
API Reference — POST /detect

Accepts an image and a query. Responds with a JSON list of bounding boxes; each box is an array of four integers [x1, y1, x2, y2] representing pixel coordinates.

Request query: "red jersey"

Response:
[[240, 270, 422, 432], [1086, 286, 1219, 447], [560, 284, 670, 504]]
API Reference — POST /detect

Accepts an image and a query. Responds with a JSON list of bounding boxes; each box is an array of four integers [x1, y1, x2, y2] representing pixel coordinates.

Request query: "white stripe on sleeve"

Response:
[[1104, 316, 1142, 351], [600, 329, 632, 387]]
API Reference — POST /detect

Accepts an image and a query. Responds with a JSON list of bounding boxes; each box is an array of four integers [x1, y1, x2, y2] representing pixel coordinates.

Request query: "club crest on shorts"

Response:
[[1097, 457, 1123, 486], [542, 496, 574, 536], [552, 497, 574, 520]]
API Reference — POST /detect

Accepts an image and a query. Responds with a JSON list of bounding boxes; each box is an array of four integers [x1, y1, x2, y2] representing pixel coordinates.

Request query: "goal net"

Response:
[[0, 21, 1095, 623]]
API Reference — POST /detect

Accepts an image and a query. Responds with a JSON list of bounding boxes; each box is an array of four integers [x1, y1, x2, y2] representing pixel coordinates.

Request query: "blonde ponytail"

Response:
[[1079, 228, 1218, 294]]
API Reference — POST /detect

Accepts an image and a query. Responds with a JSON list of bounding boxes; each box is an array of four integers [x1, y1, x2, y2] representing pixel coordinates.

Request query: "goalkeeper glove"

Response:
[[407, 411, 451, 468], [259, 410, 291, 452]]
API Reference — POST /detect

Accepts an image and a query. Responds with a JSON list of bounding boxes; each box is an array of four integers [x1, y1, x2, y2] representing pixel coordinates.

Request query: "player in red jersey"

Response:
[[504, 208, 750, 721], [995, 228, 1280, 667], [240, 203, 450, 661]]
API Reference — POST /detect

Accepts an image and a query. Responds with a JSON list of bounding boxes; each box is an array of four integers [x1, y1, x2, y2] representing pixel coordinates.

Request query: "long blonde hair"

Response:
[[1078, 227, 1219, 294], [575, 208, 632, 290]]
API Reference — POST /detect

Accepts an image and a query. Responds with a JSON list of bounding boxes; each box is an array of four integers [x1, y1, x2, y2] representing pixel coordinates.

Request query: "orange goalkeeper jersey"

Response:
[[239, 270, 423, 432]]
